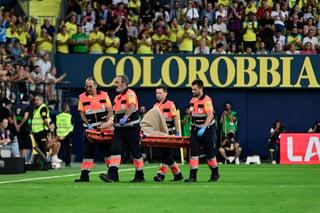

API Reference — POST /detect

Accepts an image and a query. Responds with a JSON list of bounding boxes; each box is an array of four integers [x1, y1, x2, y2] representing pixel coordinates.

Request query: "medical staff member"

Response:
[[99, 75, 145, 183], [184, 79, 220, 182], [153, 85, 183, 182], [75, 77, 113, 182]]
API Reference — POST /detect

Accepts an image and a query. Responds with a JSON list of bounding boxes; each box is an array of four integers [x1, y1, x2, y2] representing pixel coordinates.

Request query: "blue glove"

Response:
[[87, 124, 94, 130], [119, 117, 127, 126], [175, 131, 180, 136], [197, 126, 206, 137]]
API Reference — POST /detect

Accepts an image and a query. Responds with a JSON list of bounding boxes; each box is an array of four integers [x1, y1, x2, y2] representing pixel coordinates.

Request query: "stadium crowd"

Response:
[[0, 5, 67, 110], [61, 0, 320, 54]]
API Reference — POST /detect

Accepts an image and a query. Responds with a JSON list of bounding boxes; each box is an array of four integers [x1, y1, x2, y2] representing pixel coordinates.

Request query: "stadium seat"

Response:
[[245, 155, 261, 164], [225, 156, 240, 164], [0, 149, 11, 158]]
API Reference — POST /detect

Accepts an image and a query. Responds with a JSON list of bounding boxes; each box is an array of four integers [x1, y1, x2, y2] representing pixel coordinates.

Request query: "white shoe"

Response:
[[272, 160, 276, 164], [52, 156, 62, 163]]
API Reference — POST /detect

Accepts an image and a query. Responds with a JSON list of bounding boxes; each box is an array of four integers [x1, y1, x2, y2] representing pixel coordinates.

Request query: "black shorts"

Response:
[[17, 131, 32, 149], [190, 125, 217, 159], [112, 125, 142, 159], [33, 130, 48, 154], [224, 149, 235, 156]]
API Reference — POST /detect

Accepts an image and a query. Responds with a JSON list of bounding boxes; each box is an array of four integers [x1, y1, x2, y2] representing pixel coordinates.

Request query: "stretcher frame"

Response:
[[86, 129, 190, 148]]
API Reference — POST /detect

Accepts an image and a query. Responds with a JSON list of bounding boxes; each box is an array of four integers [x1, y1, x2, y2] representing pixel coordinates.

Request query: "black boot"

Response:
[[184, 169, 197, 182], [153, 173, 165, 182], [100, 166, 119, 183], [74, 170, 90, 182], [208, 167, 220, 182], [172, 173, 184, 181], [130, 170, 145, 183]]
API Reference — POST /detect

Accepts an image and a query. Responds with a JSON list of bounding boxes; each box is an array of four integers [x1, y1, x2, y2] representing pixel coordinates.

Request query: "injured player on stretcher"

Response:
[[86, 107, 190, 148]]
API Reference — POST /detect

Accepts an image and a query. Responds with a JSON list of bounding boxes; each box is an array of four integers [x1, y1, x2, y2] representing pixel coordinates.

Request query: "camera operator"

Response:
[[219, 130, 241, 164], [308, 121, 320, 133], [220, 101, 237, 140]]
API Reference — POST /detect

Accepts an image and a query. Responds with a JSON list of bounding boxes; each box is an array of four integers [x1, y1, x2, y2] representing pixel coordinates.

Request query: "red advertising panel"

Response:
[[280, 133, 320, 164]]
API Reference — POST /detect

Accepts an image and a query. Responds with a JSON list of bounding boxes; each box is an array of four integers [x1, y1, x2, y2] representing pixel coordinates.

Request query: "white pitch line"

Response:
[[0, 165, 158, 184]]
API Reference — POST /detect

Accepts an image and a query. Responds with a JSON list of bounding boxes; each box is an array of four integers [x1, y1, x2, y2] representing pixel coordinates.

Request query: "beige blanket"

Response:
[[140, 107, 168, 136]]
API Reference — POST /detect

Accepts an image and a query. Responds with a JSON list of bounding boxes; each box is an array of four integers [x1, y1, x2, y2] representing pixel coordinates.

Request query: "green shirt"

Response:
[[182, 115, 191, 137], [221, 111, 237, 134], [71, 33, 88, 53]]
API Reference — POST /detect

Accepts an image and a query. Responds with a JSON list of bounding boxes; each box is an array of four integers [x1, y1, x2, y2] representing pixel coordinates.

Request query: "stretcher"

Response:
[[86, 129, 190, 148]]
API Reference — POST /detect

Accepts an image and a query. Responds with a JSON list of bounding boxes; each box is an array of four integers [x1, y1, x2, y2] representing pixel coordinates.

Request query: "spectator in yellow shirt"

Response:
[[16, 24, 30, 48], [245, 0, 258, 18], [242, 12, 258, 52], [128, 0, 141, 14], [65, 15, 77, 39], [6, 23, 18, 44], [167, 17, 180, 48], [196, 28, 212, 49], [259, 0, 273, 8], [36, 28, 53, 55], [136, 29, 152, 54], [152, 27, 168, 50], [56, 25, 70, 54], [105, 29, 120, 54], [127, 8, 139, 24], [176, 21, 196, 53], [217, 0, 230, 8], [88, 24, 105, 54]]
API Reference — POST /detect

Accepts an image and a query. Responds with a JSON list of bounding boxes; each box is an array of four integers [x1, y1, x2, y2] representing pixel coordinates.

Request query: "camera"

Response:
[[315, 124, 320, 133], [227, 132, 235, 139]]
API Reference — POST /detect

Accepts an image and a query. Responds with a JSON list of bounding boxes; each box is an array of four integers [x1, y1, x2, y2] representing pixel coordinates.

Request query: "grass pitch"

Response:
[[0, 163, 319, 213]]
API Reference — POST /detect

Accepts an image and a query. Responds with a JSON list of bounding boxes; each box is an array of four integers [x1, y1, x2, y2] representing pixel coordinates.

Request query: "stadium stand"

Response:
[[7, 0, 320, 56]]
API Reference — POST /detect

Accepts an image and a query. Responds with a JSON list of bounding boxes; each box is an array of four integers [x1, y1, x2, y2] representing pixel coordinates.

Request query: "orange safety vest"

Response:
[[113, 87, 139, 127], [79, 90, 111, 128], [154, 99, 176, 134], [190, 94, 215, 129]]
